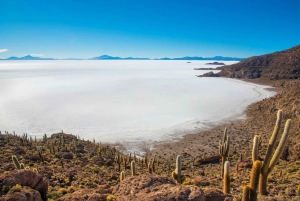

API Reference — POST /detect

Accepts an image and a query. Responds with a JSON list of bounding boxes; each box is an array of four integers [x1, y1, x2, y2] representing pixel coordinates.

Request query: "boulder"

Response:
[[0, 186, 42, 201], [0, 170, 48, 201], [112, 174, 205, 201]]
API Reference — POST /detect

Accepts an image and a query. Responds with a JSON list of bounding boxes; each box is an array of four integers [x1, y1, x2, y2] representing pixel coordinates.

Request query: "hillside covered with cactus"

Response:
[[1, 48, 300, 200]]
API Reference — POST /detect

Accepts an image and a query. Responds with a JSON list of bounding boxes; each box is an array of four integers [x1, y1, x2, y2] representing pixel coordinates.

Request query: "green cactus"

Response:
[[223, 161, 230, 194], [219, 127, 230, 178], [171, 155, 184, 184], [131, 161, 136, 176], [259, 110, 291, 195], [20, 163, 25, 169], [12, 155, 21, 169]]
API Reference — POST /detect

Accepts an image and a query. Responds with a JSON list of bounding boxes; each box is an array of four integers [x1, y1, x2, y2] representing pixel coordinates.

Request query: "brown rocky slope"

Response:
[[206, 44, 300, 79]]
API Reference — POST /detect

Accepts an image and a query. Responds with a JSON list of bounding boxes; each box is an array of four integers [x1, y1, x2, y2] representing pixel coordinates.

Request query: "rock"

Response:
[[0, 186, 42, 201], [56, 196, 85, 201], [58, 152, 74, 159], [203, 188, 229, 201], [289, 143, 300, 161], [238, 161, 252, 169], [88, 193, 107, 201], [197, 71, 220, 77], [112, 174, 205, 201], [195, 155, 221, 165], [0, 170, 48, 201], [191, 176, 210, 186]]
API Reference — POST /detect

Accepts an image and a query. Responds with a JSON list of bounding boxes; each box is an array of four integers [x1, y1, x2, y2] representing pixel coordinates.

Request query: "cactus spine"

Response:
[[12, 155, 21, 169], [223, 161, 230, 194], [259, 110, 291, 195], [219, 128, 230, 178], [131, 161, 136, 176]]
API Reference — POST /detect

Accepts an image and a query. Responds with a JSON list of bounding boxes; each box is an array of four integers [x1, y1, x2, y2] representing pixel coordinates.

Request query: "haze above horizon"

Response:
[[1, 0, 300, 59]]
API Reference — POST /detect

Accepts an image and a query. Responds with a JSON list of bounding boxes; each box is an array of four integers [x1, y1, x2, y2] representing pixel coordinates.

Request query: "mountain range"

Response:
[[0, 55, 245, 61]]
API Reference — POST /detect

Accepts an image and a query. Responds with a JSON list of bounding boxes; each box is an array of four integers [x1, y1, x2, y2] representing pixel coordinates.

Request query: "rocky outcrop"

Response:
[[197, 71, 220, 77], [112, 174, 206, 201], [56, 190, 107, 201], [217, 44, 300, 79], [0, 170, 48, 201], [0, 186, 43, 201]]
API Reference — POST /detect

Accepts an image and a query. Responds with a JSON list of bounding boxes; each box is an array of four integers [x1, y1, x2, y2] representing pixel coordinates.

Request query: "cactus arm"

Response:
[[268, 119, 291, 173], [242, 186, 251, 201], [250, 160, 261, 192], [261, 110, 282, 179], [268, 110, 282, 145], [223, 127, 228, 143], [252, 135, 260, 163]]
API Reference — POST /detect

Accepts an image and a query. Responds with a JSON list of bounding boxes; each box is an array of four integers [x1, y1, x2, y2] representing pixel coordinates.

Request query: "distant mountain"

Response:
[[210, 44, 300, 79], [1, 54, 244, 61], [89, 55, 150, 60], [6, 55, 55, 60], [155, 56, 244, 61]]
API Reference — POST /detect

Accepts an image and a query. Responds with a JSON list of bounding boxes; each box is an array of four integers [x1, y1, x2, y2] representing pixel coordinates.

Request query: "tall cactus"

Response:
[[223, 161, 230, 194], [12, 155, 21, 169], [131, 161, 136, 176], [219, 127, 230, 178], [249, 160, 262, 201], [171, 155, 184, 184], [175, 155, 182, 184], [259, 110, 291, 195], [120, 171, 125, 182]]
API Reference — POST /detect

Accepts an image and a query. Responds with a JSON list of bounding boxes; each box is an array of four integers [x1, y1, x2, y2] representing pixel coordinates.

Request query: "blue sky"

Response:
[[1, 0, 300, 59]]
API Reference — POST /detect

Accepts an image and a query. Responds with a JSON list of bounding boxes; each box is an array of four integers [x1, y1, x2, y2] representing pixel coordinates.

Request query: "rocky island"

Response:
[[205, 61, 225, 65]]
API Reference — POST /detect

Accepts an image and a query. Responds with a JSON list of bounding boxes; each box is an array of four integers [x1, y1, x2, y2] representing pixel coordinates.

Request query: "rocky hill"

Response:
[[216, 45, 300, 79]]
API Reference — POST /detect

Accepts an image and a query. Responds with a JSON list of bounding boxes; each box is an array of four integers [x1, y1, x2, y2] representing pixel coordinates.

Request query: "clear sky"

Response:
[[1, 0, 300, 59]]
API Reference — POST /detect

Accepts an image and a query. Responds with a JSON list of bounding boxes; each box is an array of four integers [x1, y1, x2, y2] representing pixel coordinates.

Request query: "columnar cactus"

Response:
[[259, 110, 291, 195], [12, 155, 21, 169], [249, 160, 262, 201], [171, 155, 184, 184], [242, 186, 251, 201], [148, 162, 152, 173], [131, 161, 136, 176], [219, 127, 230, 178], [223, 161, 230, 194], [175, 155, 182, 183], [120, 171, 125, 182]]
